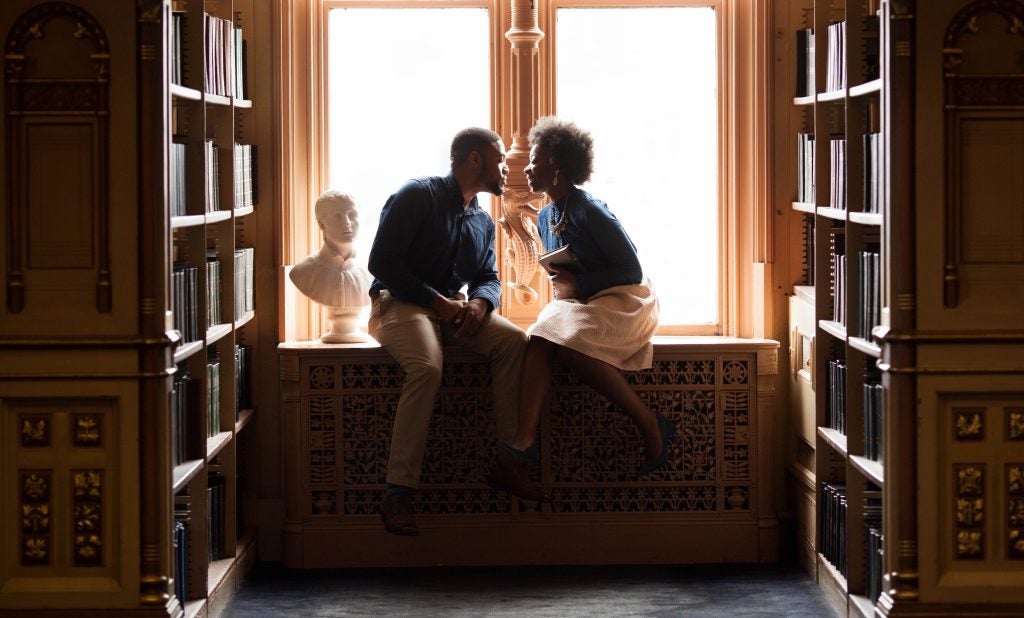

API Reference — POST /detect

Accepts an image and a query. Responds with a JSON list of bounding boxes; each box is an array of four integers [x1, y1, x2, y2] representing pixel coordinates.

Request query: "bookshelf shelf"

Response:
[[849, 79, 881, 97], [792, 201, 816, 214], [235, 310, 255, 329], [848, 336, 880, 357], [850, 593, 876, 618], [171, 82, 202, 101], [235, 408, 256, 433], [172, 213, 207, 229], [817, 89, 847, 102], [819, 320, 847, 341], [794, 94, 816, 106], [206, 430, 233, 460], [206, 323, 232, 346], [848, 211, 882, 226], [174, 339, 204, 364], [234, 97, 253, 109], [818, 426, 849, 458], [206, 210, 232, 224], [173, 459, 205, 494], [850, 455, 884, 487], [816, 206, 848, 221], [205, 92, 231, 107], [234, 204, 255, 218]]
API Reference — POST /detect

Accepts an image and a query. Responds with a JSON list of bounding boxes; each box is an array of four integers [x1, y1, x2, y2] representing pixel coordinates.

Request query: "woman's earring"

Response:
[[553, 171, 559, 187]]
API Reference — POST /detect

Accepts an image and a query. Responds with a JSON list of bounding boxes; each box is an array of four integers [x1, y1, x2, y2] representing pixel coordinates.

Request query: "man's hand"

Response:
[[453, 298, 488, 338], [430, 295, 463, 324]]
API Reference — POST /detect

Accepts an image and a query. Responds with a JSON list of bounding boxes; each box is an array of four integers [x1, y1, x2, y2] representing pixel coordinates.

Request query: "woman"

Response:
[[494, 117, 675, 498]]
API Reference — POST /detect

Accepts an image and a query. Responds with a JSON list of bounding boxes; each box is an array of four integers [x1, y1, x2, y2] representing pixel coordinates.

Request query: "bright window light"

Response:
[[327, 8, 490, 263], [556, 7, 718, 326]]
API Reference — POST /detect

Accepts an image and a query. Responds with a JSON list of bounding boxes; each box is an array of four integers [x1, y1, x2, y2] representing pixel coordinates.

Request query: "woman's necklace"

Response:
[[549, 192, 571, 237]]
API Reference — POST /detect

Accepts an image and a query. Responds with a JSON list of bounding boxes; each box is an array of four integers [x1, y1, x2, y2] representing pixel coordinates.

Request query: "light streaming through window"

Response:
[[327, 8, 490, 263], [556, 7, 718, 326]]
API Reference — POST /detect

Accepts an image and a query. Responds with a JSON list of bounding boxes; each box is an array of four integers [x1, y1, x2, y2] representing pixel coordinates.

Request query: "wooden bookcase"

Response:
[[787, 0, 1024, 615], [165, 0, 260, 614], [788, 1, 886, 616]]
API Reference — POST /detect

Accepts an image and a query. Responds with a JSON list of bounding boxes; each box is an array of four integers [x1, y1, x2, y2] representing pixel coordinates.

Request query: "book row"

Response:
[[169, 142, 258, 217], [820, 482, 848, 577], [171, 11, 249, 101]]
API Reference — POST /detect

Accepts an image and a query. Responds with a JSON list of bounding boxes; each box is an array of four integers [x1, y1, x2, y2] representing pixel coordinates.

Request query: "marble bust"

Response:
[[289, 190, 371, 342]]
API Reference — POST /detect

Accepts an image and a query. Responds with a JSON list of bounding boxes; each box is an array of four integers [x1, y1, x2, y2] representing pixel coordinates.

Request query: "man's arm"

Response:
[[367, 181, 441, 308]]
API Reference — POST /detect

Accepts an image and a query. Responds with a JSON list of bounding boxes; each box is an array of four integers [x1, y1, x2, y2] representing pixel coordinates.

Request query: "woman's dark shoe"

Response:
[[637, 414, 677, 478], [487, 461, 550, 502]]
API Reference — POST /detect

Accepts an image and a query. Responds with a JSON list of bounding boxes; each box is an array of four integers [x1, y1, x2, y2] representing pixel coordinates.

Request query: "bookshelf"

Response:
[[166, 0, 260, 614], [789, 0, 885, 616]]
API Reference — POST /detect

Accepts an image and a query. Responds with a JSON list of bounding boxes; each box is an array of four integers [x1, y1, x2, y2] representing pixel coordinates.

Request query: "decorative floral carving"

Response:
[[19, 415, 49, 446], [955, 408, 984, 440], [723, 360, 748, 385], [955, 465, 986, 560], [1007, 408, 1024, 440], [20, 470, 50, 565], [72, 469, 103, 566], [73, 414, 101, 446]]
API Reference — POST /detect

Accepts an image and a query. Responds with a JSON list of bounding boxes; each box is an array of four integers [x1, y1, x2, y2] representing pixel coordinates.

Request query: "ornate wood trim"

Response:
[[3, 2, 112, 314], [942, 0, 1024, 308]]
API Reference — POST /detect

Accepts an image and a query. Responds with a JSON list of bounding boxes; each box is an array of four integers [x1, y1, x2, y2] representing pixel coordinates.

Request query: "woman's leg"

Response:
[[509, 336, 557, 451], [557, 347, 662, 458]]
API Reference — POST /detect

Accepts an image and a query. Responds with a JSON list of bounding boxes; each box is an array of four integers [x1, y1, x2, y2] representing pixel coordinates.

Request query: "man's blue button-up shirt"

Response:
[[368, 173, 502, 311]]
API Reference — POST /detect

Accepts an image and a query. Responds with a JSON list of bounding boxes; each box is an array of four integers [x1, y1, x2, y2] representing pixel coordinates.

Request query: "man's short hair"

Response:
[[450, 127, 502, 166], [314, 190, 356, 224]]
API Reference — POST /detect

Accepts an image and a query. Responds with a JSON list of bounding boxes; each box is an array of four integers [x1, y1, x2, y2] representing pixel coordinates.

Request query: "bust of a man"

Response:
[[289, 190, 371, 342]]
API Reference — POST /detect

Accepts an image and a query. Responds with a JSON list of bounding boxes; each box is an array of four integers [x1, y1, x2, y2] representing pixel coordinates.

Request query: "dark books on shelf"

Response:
[[796, 132, 815, 203], [863, 376, 884, 462], [207, 352, 221, 437], [825, 21, 847, 93], [827, 358, 847, 434], [172, 509, 190, 603], [862, 13, 880, 82], [539, 245, 581, 275], [795, 28, 816, 97], [820, 482, 848, 577], [172, 261, 199, 343], [207, 250, 222, 328], [234, 344, 252, 415], [171, 11, 187, 87], [864, 491, 883, 603], [207, 474, 226, 561], [233, 247, 254, 321], [233, 144, 257, 209], [829, 138, 848, 211], [171, 141, 188, 217], [856, 249, 881, 339], [830, 230, 846, 325], [862, 132, 881, 214]]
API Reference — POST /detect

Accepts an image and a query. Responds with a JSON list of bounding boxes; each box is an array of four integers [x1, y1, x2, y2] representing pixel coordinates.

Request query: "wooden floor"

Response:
[[222, 561, 836, 617]]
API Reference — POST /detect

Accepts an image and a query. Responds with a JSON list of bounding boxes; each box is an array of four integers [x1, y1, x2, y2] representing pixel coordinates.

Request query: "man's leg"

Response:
[[454, 312, 527, 442], [368, 294, 444, 534]]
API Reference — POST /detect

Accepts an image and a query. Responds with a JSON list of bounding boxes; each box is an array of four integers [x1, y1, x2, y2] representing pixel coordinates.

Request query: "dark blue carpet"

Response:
[[223, 562, 836, 617]]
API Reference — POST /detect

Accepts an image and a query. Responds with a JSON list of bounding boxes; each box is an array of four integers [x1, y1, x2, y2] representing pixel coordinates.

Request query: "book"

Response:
[[538, 245, 581, 275]]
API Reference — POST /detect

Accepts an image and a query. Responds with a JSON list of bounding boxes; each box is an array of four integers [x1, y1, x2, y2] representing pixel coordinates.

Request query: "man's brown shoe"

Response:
[[381, 492, 419, 536], [487, 462, 550, 503]]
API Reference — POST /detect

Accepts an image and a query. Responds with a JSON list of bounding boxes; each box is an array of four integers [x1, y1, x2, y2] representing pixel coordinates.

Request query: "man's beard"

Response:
[[485, 177, 505, 196]]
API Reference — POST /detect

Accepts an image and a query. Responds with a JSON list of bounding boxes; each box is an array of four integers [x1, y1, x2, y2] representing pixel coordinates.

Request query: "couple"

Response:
[[368, 118, 674, 537]]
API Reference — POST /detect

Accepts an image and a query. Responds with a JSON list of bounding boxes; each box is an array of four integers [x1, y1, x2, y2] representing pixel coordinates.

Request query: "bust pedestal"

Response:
[[321, 306, 368, 343]]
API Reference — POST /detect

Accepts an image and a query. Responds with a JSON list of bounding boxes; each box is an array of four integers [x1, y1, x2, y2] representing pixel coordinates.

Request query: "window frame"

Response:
[[275, 0, 774, 341]]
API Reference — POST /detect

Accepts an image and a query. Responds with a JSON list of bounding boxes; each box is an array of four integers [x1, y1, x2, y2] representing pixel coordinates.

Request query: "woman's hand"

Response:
[[549, 266, 580, 300]]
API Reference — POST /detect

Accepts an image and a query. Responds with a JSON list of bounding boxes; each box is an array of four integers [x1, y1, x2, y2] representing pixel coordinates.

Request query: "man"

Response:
[[367, 127, 533, 536]]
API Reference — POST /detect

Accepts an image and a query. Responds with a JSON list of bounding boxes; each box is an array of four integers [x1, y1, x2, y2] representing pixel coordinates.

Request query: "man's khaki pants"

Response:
[[367, 292, 527, 489]]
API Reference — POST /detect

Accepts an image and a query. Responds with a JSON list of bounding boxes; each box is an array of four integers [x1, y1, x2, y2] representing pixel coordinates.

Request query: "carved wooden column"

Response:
[[498, 0, 545, 325]]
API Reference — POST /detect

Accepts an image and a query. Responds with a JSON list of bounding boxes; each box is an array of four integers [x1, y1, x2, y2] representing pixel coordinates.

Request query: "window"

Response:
[[284, 0, 771, 339], [327, 7, 491, 263], [553, 6, 719, 327]]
